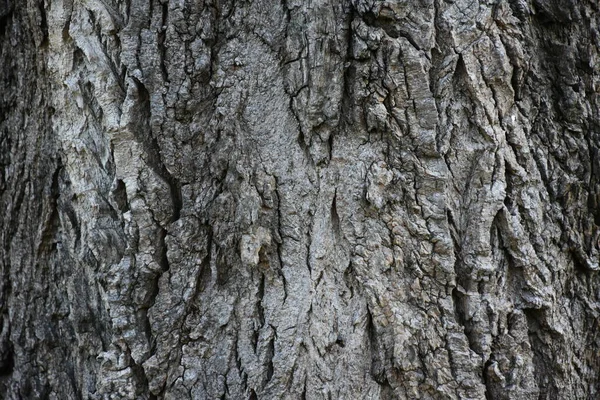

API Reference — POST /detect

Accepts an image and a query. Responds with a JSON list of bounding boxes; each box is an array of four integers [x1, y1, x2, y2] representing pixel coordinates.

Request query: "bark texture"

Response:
[[1, 0, 600, 398]]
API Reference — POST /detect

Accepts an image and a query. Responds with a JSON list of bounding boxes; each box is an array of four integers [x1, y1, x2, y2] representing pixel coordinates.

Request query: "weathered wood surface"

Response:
[[1, 0, 599, 398]]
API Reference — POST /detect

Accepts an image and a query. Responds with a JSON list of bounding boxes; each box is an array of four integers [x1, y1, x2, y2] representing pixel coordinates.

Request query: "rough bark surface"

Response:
[[1, 0, 600, 399]]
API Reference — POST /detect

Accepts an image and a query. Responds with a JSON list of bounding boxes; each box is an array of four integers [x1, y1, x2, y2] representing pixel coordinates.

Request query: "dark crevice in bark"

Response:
[[156, 226, 169, 273], [186, 227, 213, 312], [5, 179, 26, 255], [451, 287, 465, 328], [482, 357, 494, 400], [366, 304, 386, 386], [169, 179, 183, 222], [453, 53, 467, 83], [38, 0, 48, 47], [219, 378, 229, 400], [112, 179, 129, 212], [158, 2, 168, 82], [0, 334, 13, 377], [447, 209, 467, 328], [305, 205, 314, 275], [340, 57, 355, 129], [252, 272, 265, 354], [233, 335, 242, 375], [330, 190, 341, 238], [81, 82, 106, 135], [584, 127, 600, 223], [327, 132, 334, 162], [265, 334, 275, 384], [523, 308, 556, 400], [203, 227, 214, 288], [279, 0, 290, 24], [313, 270, 324, 290], [131, 76, 182, 224], [38, 159, 61, 256], [297, 125, 312, 163], [507, 0, 530, 21], [273, 178, 287, 300], [510, 62, 524, 101], [334, 0, 355, 151], [343, 262, 355, 299], [0, 2, 12, 38], [289, 95, 314, 166], [126, 346, 154, 398], [447, 207, 484, 358], [571, 249, 594, 275], [249, 388, 258, 400], [62, 197, 81, 251]]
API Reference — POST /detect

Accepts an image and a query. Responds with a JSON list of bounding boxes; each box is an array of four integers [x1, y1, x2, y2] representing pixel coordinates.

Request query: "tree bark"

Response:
[[1, 0, 600, 398]]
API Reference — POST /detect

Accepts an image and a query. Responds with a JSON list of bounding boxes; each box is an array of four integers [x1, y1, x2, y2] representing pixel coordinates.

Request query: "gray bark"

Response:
[[1, 0, 600, 398]]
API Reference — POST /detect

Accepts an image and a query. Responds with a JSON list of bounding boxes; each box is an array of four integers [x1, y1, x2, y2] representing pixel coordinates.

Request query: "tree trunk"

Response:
[[1, 0, 600, 398]]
